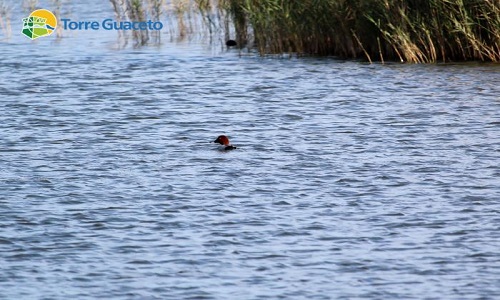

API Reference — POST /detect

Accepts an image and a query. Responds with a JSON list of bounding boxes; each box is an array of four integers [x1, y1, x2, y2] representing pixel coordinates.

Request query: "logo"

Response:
[[60, 19, 163, 31], [22, 9, 57, 40]]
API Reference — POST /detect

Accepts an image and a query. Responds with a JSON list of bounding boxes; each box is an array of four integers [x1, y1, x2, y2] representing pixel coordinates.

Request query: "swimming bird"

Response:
[[214, 135, 237, 150]]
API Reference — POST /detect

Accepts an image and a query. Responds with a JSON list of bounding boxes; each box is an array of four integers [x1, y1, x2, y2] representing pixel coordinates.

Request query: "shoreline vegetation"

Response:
[[217, 0, 500, 63], [111, 0, 499, 63], [2, 0, 498, 62]]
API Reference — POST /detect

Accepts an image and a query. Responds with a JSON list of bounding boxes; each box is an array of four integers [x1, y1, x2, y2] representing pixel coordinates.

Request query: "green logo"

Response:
[[22, 9, 57, 40]]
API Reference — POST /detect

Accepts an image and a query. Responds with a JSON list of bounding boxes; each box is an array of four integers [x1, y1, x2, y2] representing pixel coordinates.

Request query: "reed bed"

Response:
[[213, 0, 499, 62], [109, 0, 215, 46], [139, 0, 499, 62], [110, 0, 151, 46]]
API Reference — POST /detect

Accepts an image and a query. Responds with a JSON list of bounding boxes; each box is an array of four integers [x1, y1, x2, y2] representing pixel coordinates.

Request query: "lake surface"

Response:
[[1, 1, 499, 299]]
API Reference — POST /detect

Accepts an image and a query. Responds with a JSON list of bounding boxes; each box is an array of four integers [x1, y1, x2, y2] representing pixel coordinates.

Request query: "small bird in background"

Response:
[[226, 40, 237, 47], [214, 135, 237, 150]]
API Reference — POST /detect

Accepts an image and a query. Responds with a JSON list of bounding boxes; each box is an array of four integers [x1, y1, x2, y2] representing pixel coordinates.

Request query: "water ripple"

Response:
[[1, 17, 499, 300]]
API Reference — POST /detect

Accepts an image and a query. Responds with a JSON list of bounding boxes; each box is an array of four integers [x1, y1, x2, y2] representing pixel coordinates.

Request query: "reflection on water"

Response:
[[0, 1, 499, 299]]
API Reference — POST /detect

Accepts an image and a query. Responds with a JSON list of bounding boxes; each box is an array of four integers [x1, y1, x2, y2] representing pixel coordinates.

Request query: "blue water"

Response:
[[1, 1, 499, 299]]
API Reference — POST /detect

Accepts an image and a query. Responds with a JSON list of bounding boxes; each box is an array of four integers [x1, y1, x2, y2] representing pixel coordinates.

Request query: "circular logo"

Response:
[[22, 9, 57, 40]]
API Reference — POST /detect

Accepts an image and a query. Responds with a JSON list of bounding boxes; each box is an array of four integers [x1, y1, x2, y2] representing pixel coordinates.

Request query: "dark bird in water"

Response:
[[226, 40, 237, 47], [214, 135, 237, 150]]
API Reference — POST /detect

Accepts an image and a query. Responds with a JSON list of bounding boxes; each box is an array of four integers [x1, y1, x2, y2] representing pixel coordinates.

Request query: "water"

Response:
[[1, 2, 500, 299]]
